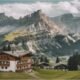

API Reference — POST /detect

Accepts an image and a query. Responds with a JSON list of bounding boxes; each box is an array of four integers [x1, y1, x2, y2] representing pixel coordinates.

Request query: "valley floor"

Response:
[[0, 70, 80, 80]]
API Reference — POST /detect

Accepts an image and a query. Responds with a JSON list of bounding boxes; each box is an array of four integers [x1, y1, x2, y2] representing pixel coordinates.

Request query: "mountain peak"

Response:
[[0, 13, 5, 16], [31, 10, 45, 20], [35, 10, 42, 15], [21, 10, 46, 22], [4, 10, 64, 41]]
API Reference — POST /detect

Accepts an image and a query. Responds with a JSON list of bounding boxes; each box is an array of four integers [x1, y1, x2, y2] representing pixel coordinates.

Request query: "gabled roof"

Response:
[[0, 50, 32, 57]]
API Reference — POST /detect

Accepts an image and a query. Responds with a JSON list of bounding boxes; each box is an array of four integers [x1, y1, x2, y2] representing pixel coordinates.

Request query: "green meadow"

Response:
[[0, 70, 80, 80]]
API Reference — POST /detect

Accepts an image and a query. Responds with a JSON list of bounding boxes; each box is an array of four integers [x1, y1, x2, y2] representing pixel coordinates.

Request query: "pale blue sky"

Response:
[[0, 0, 72, 3]]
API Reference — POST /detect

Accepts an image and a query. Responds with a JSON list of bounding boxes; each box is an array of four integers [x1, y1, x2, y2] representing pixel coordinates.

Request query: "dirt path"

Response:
[[25, 71, 43, 80]]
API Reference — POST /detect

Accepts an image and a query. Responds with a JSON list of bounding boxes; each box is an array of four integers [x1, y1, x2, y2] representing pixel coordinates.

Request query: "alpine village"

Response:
[[0, 10, 80, 73]]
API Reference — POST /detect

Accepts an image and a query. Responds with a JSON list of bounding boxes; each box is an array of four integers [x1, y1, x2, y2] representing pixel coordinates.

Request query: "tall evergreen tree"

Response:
[[7, 44, 11, 51], [68, 53, 80, 70], [44, 57, 49, 63], [56, 57, 60, 63], [2, 45, 6, 51]]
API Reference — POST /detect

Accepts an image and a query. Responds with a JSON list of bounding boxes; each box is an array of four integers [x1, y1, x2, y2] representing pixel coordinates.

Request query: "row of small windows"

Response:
[[17, 61, 27, 64], [0, 61, 9, 64], [17, 60, 31, 64], [1, 66, 8, 69], [0, 56, 9, 59], [17, 66, 28, 70]]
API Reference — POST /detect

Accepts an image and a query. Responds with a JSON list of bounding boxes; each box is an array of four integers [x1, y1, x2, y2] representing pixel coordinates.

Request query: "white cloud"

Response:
[[58, 1, 79, 14], [0, 0, 79, 19], [0, 2, 54, 19]]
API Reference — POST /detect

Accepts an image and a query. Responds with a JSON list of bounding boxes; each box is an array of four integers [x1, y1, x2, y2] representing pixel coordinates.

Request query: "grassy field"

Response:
[[36, 69, 80, 80], [0, 70, 80, 80], [0, 72, 34, 79]]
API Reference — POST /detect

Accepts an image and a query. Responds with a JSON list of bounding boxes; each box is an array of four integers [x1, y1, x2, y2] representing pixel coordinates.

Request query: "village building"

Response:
[[38, 62, 50, 69], [53, 59, 68, 70], [0, 51, 33, 72], [54, 64, 68, 70]]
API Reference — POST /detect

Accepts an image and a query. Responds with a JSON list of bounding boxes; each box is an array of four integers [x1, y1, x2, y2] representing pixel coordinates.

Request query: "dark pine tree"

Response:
[[56, 57, 60, 63], [44, 57, 49, 63], [7, 44, 11, 51], [2, 45, 6, 51], [68, 53, 80, 71]]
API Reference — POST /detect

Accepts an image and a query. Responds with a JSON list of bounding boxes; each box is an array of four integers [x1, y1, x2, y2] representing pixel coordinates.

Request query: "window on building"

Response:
[[7, 61, 9, 64], [5, 61, 8, 64], [1, 61, 3, 64], [2, 61, 5, 64], [17, 61, 21, 64], [5, 67, 7, 69], [1, 66, 4, 69], [4, 61, 6, 64], [20, 67, 21, 70], [3, 61, 5, 64], [22, 67, 24, 69], [0, 61, 1, 64], [7, 57, 9, 60]]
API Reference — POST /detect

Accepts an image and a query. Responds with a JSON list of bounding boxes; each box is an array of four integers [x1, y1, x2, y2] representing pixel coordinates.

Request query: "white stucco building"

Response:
[[0, 51, 32, 72]]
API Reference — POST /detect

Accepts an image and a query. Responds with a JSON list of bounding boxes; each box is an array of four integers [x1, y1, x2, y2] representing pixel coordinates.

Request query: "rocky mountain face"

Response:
[[0, 13, 17, 26], [52, 13, 80, 33], [0, 10, 80, 56]]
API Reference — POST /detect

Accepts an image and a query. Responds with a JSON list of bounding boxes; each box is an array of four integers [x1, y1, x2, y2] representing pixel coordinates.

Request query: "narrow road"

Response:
[[25, 71, 43, 80]]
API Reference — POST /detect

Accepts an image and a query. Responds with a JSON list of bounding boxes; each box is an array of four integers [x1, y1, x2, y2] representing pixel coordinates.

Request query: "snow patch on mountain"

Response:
[[67, 35, 76, 43], [26, 41, 35, 53], [63, 35, 76, 45]]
